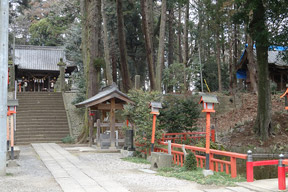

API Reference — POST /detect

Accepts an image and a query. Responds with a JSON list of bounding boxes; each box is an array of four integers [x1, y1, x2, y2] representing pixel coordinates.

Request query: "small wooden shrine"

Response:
[[75, 83, 134, 148]]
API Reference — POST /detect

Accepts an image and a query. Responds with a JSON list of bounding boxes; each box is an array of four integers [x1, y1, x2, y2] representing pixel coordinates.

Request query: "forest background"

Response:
[[8, 0, 288, 141]]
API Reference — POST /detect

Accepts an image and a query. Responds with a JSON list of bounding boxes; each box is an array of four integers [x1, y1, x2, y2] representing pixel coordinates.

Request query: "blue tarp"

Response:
[[236, 69, 247, 79], [244, 44, 288, 51]]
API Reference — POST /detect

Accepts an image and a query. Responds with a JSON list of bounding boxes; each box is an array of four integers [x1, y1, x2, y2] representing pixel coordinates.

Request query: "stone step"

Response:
[[17, 107, 66, 111], [17, 111, 67, 116], [16, 119, 68, 123], [16, 126, 69, 131], [16, 139, 64, 145], [15, 134, 69, 139], [17, 92, 62, 96], [15, 130, 69, 135], [15, 92, 69, 144], [16, 121, 68, 125], [18, 101, 64, 105], [16, 113, 67, 118]]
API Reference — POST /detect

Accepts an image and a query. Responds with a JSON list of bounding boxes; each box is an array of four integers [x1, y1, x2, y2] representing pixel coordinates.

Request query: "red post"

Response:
[[205, 112, 211, 170], [278, 154, 286, 190], [151, 114, 157, 152], [231, 157, 237, 178], [211, 126, 215, 143], [246, 150, 254, 182], [126, 119, 129, 127]]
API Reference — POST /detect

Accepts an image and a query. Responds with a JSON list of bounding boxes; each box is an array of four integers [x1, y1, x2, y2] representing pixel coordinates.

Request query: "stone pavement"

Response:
[[32, 143, 129, 192], [32, 143, 283, 192]]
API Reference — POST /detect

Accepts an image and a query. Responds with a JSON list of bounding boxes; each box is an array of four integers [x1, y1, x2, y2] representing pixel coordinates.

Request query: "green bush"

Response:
[[62, 135, 74, 144], [122, 89, 163, 152], [185, 152, 197, 171], [159, 95, 200, 133]]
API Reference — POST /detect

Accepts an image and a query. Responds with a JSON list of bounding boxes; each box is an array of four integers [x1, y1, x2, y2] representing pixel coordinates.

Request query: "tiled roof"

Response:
[[14, 45, 70, 71], [75, 83, 134, 108]]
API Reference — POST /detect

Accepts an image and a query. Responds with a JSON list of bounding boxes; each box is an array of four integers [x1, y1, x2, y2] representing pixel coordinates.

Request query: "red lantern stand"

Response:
[[199, 95, 218, 171], [7, 106, 16, 160], [149, 102, 162, 152]]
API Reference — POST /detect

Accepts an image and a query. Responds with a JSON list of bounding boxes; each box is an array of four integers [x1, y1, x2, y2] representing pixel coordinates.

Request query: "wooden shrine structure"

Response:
[[75, 83, 134, 148], [12, 45, 76, 92], [237, 47, 288, 91]]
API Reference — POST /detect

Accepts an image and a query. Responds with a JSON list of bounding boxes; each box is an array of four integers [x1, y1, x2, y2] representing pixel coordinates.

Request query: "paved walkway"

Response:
[[32, 143, 284, 192], [32, 143, 129, 192]]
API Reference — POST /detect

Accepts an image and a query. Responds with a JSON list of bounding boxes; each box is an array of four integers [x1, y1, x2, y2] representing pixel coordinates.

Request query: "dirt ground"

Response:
[[196, 92, 288, 150]]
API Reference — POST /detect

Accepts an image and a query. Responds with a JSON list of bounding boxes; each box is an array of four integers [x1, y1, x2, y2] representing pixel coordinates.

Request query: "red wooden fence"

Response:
[[155, 141, 247, 178], [161, 130, 215, 143]]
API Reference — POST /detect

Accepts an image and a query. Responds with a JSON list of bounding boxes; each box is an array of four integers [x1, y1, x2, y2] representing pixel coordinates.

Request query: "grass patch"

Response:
[[158, 167, 245, 186], [121, 157, 150, 164], [6, 173, 13, 176]]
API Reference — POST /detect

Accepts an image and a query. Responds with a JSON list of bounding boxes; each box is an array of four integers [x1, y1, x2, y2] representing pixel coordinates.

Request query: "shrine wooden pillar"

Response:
[[48, 76, 51, 92], [110, 98, 116, 149]]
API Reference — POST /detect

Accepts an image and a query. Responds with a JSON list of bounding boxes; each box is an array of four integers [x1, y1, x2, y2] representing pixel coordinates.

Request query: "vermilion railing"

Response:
[[161, 130, 215, 143], [245, 151, 288, 191], [154, 141, 247, 178]]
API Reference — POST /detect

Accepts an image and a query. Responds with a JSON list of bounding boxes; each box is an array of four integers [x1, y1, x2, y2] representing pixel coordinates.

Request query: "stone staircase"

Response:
[[15, 92, 70, 145]]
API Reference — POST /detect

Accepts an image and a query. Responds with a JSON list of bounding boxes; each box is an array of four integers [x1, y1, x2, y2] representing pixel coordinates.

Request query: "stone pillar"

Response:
[[57, 58, 66, 92], [135, 75, 140, 90]]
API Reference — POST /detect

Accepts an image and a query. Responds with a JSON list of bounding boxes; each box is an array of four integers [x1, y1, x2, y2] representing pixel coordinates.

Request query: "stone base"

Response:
[[120, 149, 135, 158], [7, 146, 20, 160], [202, 169, 214, 177], [109, 146, 117, 150], [150, 152, 173, 170], [7, 160, 19, 167]]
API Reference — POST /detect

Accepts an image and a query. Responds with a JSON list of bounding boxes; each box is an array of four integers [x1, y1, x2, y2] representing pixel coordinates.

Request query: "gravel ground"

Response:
[[0, 146, 62, 192], [0, 145, 222, 192], [75, 152, 220, 192]]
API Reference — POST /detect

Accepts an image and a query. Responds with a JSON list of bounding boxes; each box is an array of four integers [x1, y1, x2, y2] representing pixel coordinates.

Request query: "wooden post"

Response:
[[6, 116, 9, 151], [278, 154, 286, 190], [88, 109, 94, 147], [96, 119, 101, 148], [10, 115, 14, 160], [205, 112, 211, 170], [231, 157, 237, 178], [110, 98, 116, 149], [151, 114, 157, 152], [246, 150, 254, 182], [48, 76, 51, 92]]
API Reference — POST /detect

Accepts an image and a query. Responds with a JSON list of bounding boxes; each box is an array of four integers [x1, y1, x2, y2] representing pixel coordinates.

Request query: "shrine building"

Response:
[[11, 45, 76, 92]]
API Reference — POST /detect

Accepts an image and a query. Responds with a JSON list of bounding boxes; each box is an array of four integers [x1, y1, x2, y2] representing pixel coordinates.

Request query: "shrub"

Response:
[[122, 89, 163, 152], [185, 152, 197, 171], [159, 95, 200, 133], [62, 135, 74, 144]]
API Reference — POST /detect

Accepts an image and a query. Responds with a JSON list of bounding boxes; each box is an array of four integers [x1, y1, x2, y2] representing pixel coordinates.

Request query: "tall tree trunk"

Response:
[[183, 2, 189, 92], [216, 30, 222, 92], [251, 0, 271, 141], [116, 0, 131, 92], [167, 6, 174, 93], [177, 4, 183, 63], [110, 30, 118, 83], [228, 22, 235, 94], [246, 10, 258, 94], [79, 0, 101, 143], [101, 0, 113, 86], [147, 0, 154, 66], [155, 0, 167, 91], [140, 0, 156, 90]]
